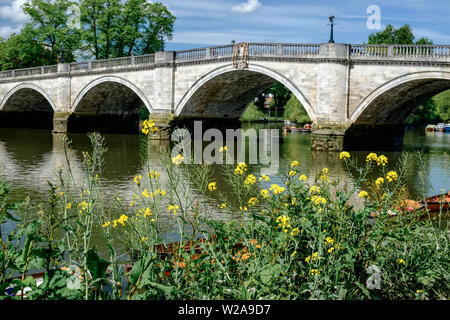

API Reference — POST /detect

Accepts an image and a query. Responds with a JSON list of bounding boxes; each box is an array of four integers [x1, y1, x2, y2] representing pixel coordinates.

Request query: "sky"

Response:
[[1, 0, 449, 51]]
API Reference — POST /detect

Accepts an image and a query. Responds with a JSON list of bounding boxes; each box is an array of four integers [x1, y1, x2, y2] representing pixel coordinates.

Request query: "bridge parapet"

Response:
[[351, 44, 450, 61]]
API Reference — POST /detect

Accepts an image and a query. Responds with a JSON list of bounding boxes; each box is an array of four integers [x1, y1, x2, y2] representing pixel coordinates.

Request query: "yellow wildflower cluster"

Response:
[[168, 204, 180, 215], [66, 203, 72, 210], [141, 119, 158, 135], [386, 171, 398, 182], [309, 186, 320, 194], [276, 215, 291, 233], [377, 155, 388, 166], [310, 269, 320, 276], [248, 197, 259, 206], [102, 221, 111, 228], [137, 207, 152, 218], [310, 195, 327, 206], [240, 206, 248, 211], [260, 189, 270, 199], [150, 189, 167, 198], [208, 182, 217, 191], [375, 177, 385, 188], [396, 259, 406, 265], [288, 170, 297, 177], [366, 153, 378, 163], [298, 174, 307, 182], [172, 154, 184, 165], [339, 151, 350, 160], [290, 227, 301, 236], [140, 237, 149, 244], [219, 203, 227, 209], [148, 170, 160, 179], [112, 214, 128, 228], [305, 252, 321, 263], [142, 189, 150, 198], [78, 201, 91, 214], [134, 175, 142, 185], [325, 237, 334, 246], [320, 168, 330, 182], [358, 190, 369, 199], [259, 174, 270, 182], [244, 174, 256, 186], [290, 160, 299, 168], [219, 146, 227, 153], [269, 184, 285, 195], [234, 162, 247, 175]]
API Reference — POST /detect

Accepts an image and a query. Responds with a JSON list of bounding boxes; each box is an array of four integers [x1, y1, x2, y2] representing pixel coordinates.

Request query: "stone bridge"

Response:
[[1, 42, 450, 151]]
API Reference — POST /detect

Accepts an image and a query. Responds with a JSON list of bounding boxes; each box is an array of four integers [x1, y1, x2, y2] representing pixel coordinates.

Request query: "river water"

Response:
[[0, 124, 449, 254]]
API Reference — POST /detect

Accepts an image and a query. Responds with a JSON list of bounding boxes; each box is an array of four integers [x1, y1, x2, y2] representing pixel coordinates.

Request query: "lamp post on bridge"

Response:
[[328, 15, 335, 44], [391, 28, 397, 44], [160, 27, 165, 52]]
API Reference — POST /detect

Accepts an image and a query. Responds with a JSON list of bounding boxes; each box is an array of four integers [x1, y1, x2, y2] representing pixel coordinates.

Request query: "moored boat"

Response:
[[420, 192, 450, 212], [444, 123, 450, 132], [425, 124, 436, 132], [435, 123, 445, 132]]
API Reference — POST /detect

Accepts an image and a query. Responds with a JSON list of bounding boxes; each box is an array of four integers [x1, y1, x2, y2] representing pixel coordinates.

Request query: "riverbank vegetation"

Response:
[[1, 131, 448, 300]]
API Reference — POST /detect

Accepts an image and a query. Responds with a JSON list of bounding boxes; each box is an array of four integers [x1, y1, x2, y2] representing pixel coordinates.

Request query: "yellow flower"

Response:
[[366, 153, 378, 163], [328, 247, 335, 253], [168, 204, 180, 215], [219, 146, 227, 152], [248, 197, 258, 206], [269, 184, 285, 195], [386, 171, 398, 182], [325, 237, 334, 245], [102, 221, 111, 228], [310, 269, 320, 276], [142, 189, 150, 198], [149, 170, 160, 179], [260, 189, 270, 199], [290, 160, 299, 168], [244, 174, 256, 186], [141, 119, 157, 135], [66, 203, 72, 210], [117, 214, 128, 226], [143, 207, 152, 217], [291, 251, 297, 257], [396, 259, 406, 265], [208, 182, 217, 191], [339, 151, 350, 160], [290, 227, 300, 236], [309, 186, 320, 194], [310, 195, 327, 206], [358, 190, 369, 199], [240, 206, 248, 211], [276, 215, 291, 231], [298, 174, 307, 182], [78, 201, 91, 213], [259, 174, 270, 182], [219, 203, 227, 209], [140, 237, 149, 244], [288, 170, 297, 177], [134, 175, 142, 185], [375, 177, 385, 188], [172, 154, 184, 165], [234, 162, 247, 175], [376, 155, 388, 166]]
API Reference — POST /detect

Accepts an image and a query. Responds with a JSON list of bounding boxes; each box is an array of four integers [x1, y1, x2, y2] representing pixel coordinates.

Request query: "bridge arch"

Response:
[[70, 76, 153, 133], [175, 64, 316, 121], [0, 83, 56, 111], [72, 76, 153, 113], [351, 71, 450, 124], [345, 71, 450, 150]]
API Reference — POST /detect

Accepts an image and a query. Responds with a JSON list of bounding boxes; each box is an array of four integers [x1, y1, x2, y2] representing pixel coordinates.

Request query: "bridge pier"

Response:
[[52, 112, 71, 133], [147, 113, 176, 140]]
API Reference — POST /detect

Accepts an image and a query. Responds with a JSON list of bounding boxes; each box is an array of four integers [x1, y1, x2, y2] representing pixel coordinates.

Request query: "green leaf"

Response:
[[86, 248, 110, 281]]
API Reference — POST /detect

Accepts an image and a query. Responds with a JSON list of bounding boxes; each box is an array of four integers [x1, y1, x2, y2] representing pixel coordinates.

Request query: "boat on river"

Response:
[[420, 192, 450, 212], [435, 123, 445, 132], [444, 123, 450, 132]]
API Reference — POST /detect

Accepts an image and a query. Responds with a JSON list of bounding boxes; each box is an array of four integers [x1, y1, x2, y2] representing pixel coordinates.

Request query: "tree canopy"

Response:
[[0, 0, 176, 70]]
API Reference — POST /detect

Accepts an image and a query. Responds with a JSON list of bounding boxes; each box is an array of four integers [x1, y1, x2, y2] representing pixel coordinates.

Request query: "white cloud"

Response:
[[0, 0, 29, 23], [231, 0, 261, 14], [0, 25, 22, 38]]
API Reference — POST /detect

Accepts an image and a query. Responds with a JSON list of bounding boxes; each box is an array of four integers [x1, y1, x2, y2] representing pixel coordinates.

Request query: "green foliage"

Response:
[[406, 98, 440, 125], [434, 90, 450, 122], [283, 95, 311, 125], [240, 102, 266, 122], [368, 24, 430, 45]]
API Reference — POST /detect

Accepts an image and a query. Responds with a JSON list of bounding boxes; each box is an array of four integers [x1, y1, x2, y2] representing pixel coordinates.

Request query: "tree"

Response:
[[0, 26, 52, 70], [80, 0, 175, 59], [369, 24, 433, 45], [22, 0, 81, 64], [267, 83, 291, 117]]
